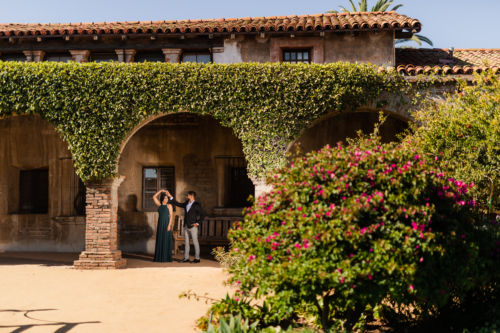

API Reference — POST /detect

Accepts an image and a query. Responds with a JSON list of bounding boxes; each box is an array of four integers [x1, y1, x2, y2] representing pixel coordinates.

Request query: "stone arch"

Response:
[[116, 112, 255, 255], [75, 112, 255, 267], [0, 115, 86, 253], [287, 108, 410, 155]]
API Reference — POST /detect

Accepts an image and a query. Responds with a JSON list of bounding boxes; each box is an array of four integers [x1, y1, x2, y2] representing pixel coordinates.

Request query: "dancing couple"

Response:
[[152, 189, 205, 263]]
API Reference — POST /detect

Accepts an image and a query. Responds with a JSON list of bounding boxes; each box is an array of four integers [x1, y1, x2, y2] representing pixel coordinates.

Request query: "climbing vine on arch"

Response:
[[0, 61, 410, 181]]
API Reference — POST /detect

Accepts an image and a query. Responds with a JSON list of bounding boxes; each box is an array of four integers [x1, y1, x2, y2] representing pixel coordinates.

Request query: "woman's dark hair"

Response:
[[159, 192, 166, 204], [187, 191, 196, 198]]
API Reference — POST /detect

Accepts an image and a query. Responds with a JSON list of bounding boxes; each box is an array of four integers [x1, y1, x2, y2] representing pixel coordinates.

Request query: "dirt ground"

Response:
[[0, 252, 232, 333]]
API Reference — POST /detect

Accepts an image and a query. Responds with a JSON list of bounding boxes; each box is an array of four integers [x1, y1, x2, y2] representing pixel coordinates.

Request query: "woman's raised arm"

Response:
[[152, 190, 164, 207]]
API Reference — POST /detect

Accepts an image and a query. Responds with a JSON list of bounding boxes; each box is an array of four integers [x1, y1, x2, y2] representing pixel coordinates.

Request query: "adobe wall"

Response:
[[0, 116, 85, 252], [217, 31, 394, 66], [117, 114, 245, 254], [289, 111, 408, 155]]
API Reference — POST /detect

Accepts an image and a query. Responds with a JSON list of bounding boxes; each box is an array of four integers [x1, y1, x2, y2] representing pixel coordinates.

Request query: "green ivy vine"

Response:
[[0, 61, 409, 181]]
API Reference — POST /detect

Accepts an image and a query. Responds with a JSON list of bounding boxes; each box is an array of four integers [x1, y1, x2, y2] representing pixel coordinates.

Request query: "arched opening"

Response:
[[0, 115, 85, 253], [288, 110, 409, 155], [117, 113, 254, 255]]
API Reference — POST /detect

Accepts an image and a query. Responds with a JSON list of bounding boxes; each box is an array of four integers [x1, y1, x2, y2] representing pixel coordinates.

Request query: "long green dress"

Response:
[[154, 204, 173, 262]]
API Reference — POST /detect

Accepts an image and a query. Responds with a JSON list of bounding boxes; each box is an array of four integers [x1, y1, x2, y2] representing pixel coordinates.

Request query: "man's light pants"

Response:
[[184, 226, 200, 260]]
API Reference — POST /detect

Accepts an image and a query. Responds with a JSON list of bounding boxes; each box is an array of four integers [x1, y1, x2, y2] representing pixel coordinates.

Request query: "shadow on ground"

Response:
[[0, 309, 100, 332], [0, 252, 220, 269]]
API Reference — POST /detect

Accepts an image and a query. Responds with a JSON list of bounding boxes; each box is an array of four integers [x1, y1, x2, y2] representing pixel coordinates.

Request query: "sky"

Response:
[[1, 0, 499, 49]]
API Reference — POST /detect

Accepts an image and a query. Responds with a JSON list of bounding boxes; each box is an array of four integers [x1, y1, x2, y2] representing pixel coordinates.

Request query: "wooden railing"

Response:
[[172, 216, 240, 254]]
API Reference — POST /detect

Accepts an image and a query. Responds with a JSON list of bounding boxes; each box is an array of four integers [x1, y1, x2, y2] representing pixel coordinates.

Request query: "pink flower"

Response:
[[360, 228, 367, 235], [236, 280, 241, 285], [409, 285, 414, 291], [340, 278, 345, 283], [419, 257, 424, 263], [248, 255, 256, 261], [268, 255, 273, 261], [368, 274, 373, 280], [234, 297, 240, 302], [297, 206, 302, 211], [295, 243, 302, 249]]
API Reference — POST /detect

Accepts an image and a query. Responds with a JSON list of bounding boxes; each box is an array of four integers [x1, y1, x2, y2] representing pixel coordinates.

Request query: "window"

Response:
[[45, 52, 72, 62], [0, 53, 26, 62], [135, 50, 165, 63], [282, 49, 311, 64], [181, 51, 211, 64], [89, 52, 118, 62], [229, 166, 255, 208], [142, 167, 175, 211], [19, 169, 49, 214], [215, 157, 254, 208]]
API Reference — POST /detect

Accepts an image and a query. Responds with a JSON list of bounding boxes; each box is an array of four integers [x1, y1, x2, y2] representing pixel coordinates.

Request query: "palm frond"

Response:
[[414, 34, 434, 46], [359, 0, 368, 12], [391, 4, 404, 11], [378, 1, 395, 12], [326, 10, 339, 13], [372, 0, 392, 11], [349, 0, 359, 11]]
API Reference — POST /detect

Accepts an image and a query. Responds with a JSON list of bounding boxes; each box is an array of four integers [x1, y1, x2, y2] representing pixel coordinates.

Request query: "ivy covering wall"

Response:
[[0, 61, 408, 181]]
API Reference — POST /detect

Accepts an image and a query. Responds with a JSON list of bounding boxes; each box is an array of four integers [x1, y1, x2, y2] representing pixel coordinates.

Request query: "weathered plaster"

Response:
[[0, 116, 85, 252]]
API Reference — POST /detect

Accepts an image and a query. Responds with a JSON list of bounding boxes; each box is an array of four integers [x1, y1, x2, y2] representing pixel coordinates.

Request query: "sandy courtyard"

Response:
[[0, 252, 232, 333]]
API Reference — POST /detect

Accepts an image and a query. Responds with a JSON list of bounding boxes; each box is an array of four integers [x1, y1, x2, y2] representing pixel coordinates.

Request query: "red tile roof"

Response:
[[395, 48, 500, 75], [0, 12, 420, 37]]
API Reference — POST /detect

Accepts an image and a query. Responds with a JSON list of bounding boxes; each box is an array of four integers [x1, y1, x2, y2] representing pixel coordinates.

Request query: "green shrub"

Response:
[[0, 61, 408, 181], [410, 73, 500, 212], [210, 137, 496, 331]]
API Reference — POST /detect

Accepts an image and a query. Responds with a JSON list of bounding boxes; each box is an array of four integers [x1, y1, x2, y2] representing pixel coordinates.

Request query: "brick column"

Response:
[[162, 48, 182, 63], [69, 50, 90, 63], [74, 178, 126, 269]]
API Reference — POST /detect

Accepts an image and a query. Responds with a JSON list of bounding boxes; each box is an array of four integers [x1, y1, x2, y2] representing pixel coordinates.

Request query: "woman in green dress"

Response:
[[152, 190, 174, 262]]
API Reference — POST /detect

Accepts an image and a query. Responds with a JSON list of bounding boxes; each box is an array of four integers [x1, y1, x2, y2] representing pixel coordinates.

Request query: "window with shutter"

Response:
[[142, 167, 175, 211], [19, 169, 49, 214]]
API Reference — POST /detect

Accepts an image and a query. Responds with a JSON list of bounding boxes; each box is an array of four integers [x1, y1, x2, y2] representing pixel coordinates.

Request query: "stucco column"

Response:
[[69, 50, 90, 63], [31, 51, 45, 62], [124, 49, 136, 63], [115, 49, 125, 62], [74, 177, 127, 269], [22, 51, 34, 62], [162, 48, 182, 63], [252, 178, 273, 199]]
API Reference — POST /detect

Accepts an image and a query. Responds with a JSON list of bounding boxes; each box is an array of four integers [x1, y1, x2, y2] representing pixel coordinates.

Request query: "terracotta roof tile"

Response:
[[395, 48, 500, 75], [0, 11, 420, 37]]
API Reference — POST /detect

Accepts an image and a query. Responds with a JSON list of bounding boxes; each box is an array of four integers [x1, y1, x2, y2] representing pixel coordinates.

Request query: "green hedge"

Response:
[[0, 61, 408, 181]]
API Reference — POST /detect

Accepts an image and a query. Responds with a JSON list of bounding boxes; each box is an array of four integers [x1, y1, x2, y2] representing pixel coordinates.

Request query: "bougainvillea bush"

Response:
[[208, 137, 497, 331], [410, 73, 500, 213]]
